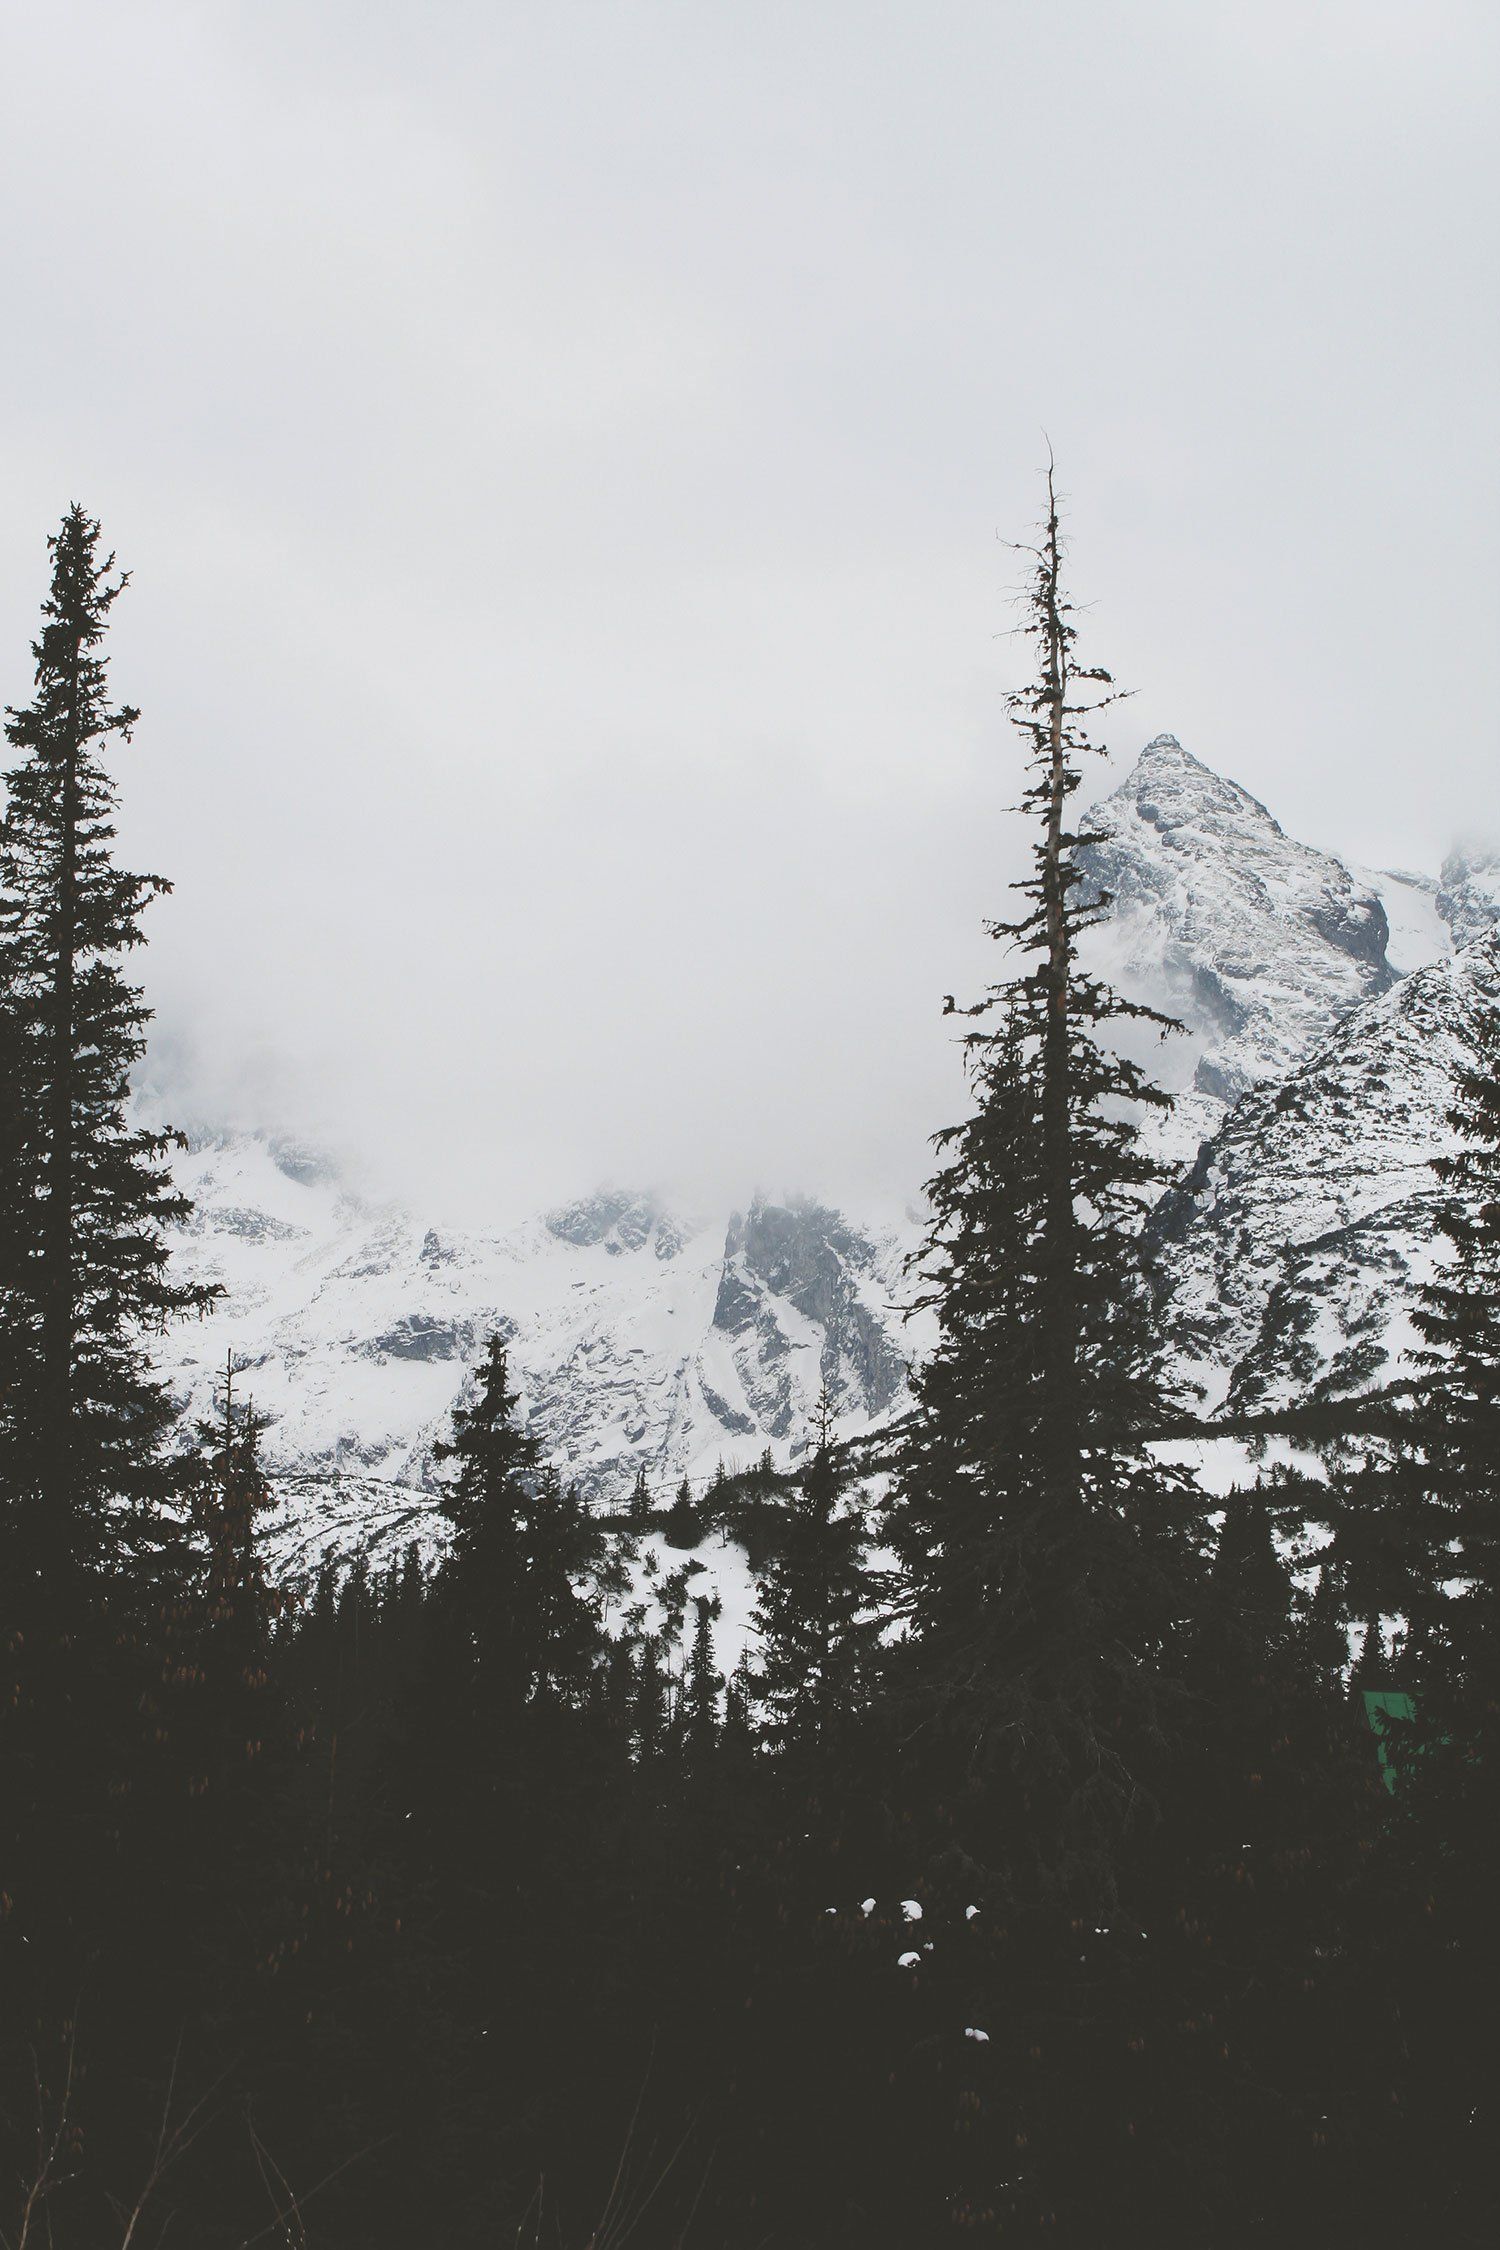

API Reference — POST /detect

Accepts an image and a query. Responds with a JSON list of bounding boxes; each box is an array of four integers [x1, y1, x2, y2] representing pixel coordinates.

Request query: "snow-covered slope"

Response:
[[1350, 866, 1451, 978], [1146, 929, 1500, 1416], [1437, 845, 1500, 951], [162, 1138, 917, 1575], [1077, 736, 1403, 1167]]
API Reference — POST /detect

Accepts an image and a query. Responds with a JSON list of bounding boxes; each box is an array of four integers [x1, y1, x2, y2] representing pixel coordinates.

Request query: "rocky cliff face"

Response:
[[711, 1195, 909, 1437]]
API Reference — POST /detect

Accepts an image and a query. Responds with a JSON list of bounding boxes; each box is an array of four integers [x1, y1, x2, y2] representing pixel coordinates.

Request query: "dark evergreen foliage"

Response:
[[1366, 997, 1500, 2236], [892, 472, 1207, 1898], [0, 506, 215, 1599], [1406, 1000, 1500, 1693], [680, 1589, 723, 1772], [752, 1386, 881, 1764], [0, 495, 1481, 2245]]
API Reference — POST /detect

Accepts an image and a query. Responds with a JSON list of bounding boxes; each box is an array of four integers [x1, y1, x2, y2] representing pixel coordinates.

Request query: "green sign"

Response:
[[1362, 1688, 1416, 1793]]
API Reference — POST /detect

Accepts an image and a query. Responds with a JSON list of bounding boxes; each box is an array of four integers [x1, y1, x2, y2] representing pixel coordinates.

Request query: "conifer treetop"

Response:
[[0, 504, 216, 1579]]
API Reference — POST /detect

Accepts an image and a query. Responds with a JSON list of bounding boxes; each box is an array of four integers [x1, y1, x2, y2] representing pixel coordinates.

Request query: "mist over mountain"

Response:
[[150, 733, 1499, 1579], [1437, 844, 1500, 951]]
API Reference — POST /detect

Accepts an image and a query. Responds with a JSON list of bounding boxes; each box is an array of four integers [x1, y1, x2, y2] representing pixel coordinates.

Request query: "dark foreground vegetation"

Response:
[[1, 496, 1496, 2245]]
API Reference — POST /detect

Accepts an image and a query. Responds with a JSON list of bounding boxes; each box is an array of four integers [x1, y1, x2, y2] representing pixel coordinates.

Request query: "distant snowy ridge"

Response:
[[153, 733, 1499, 1577], [161, 1138, 918, 1580]]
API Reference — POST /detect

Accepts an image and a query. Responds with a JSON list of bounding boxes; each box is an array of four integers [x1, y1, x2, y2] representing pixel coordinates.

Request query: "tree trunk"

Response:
[[1037, 470, 1079, 1489], [42, 636, 81, 1559]]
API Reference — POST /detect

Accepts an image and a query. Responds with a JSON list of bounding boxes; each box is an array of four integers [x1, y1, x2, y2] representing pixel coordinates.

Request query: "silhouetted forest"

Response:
[[1, 500, 1495, 2246]]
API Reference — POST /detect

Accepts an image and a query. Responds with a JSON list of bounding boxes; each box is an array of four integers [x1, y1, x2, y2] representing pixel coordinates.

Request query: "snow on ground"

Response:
[[1351, 865, 1451, 978]]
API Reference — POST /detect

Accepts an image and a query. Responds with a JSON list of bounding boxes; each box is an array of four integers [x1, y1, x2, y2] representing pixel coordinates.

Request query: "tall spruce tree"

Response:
[[1376, 983, 1500, 2228], [429, 1333, 611, 1714], [0, 995, 29, 1458], [881, 479, 1422, 2243], [680, 1592, 723, 1769], [1406, 985, 1500, 1698], [893, 467, 1206, 1896], [193, 1351, 281, 1672], [1328, 976, 1500, 1728], [871, 471, 1279, 2242], [752, 1387, 880, 1765], [0, 506, 214, 1596]]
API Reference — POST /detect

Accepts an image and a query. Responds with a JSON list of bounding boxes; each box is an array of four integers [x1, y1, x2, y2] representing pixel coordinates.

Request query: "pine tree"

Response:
[[680, 1592, 723, 1774], [633, 1634, 669, 1765], [0, 506, 215, 1598], [128, 1358, 304, 2066], [0, 515, 233, 2241], [1372, 987, 1500, 2230], [752, 1387, 880, 1766], [0, 995, 31, 1496], [430, 1332, 543, 1716], [893, 467, 1206, 1896], [662, 1474, 702, 1549], [879, 475, 1234, 2241], [193, 1351, 282, 1672], [524, 1468, 617, 1704], [1406, 992, 1500, 1699], [422, 1331, 620, 1734], [722, 1644, 758, 1763], [1325, 989, 1500, 1719], [435, 1335, 541, 1537], [1350, 1612, 1389, 1694]]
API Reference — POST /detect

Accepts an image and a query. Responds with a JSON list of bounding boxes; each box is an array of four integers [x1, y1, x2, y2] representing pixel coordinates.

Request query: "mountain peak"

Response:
[[1106, 733, 1285, 842], [1078, 736, 1394, 1129], [1136, 731, 1195, 766]]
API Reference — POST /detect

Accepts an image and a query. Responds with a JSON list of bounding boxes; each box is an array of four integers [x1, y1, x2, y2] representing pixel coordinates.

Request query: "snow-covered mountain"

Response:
[[152, 732, 1498, 1573], [1147, 928, 1500, 1416], [161, 1137, 917, 1577], [1076, 736, 1406, 1166], [1076, 740, 1496, 1416]]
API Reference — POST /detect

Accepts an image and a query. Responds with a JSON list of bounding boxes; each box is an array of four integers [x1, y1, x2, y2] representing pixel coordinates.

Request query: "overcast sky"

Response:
[[1, 1, 1495, 1222]]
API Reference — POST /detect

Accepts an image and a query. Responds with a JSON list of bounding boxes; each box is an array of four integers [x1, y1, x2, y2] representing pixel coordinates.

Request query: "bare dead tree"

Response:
[[2, 2025, 230, 2250], [110, 2039, 226, 2250], [3, 2024, 81, 2250]]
